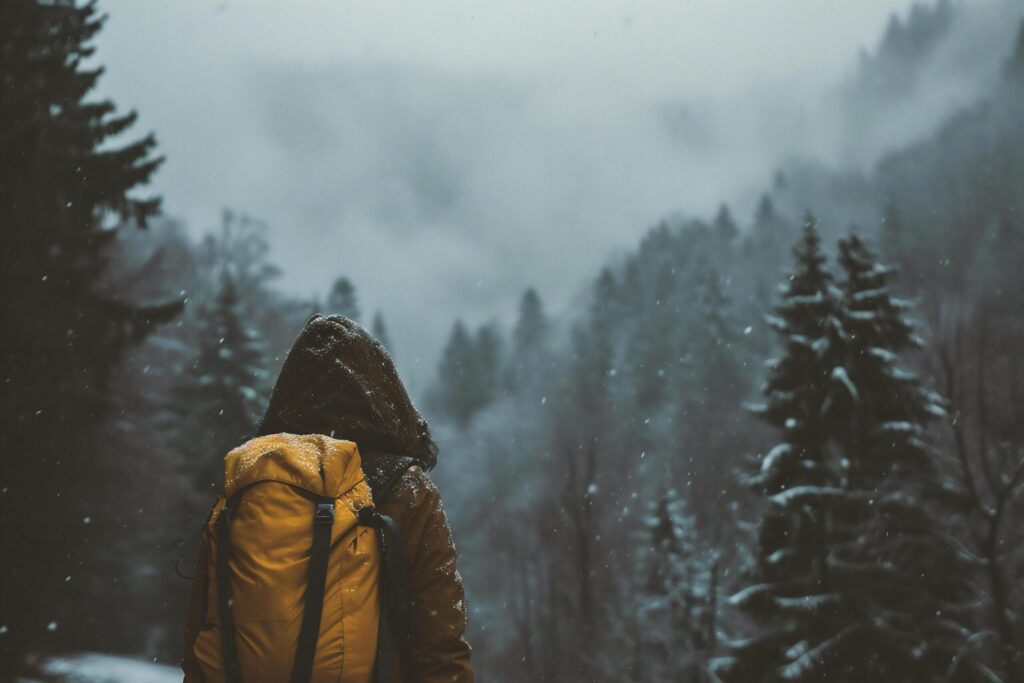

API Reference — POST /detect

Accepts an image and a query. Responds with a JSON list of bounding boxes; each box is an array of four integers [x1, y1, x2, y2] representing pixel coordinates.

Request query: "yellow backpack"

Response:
[[188, 433, 410, 683]]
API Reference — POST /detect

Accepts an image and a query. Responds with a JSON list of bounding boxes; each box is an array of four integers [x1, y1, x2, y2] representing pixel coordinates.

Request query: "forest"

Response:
[[1, 0, 1023, 681]]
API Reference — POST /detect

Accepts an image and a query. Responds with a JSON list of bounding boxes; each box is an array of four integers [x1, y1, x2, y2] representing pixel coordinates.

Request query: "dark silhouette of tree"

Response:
[[475, 322, 504, 405], [0, 1, 179, 668], [714, 203, 740, 244], [507, 288, 550, 390], [636, 489, 718, 682], [177, 274, 268, 494], [722, 227, 976, 682], [827, 232, 977, 681], [432, 320, 483, 427], [719, 217, 844, 682], [326, 276, 361, 321], [372, 311, 394, 354]]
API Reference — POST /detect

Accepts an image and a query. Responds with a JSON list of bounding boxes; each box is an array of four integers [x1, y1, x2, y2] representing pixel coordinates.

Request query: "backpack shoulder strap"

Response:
[[360, 452, 416, 506]]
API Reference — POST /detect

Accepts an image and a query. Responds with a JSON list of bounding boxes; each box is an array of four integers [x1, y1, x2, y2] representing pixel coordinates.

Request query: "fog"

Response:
[[90, 0, 1014, 380]]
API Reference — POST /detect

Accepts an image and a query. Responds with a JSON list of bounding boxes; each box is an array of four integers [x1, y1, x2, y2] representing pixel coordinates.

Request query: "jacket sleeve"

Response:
[[389, 467, 474, 683]]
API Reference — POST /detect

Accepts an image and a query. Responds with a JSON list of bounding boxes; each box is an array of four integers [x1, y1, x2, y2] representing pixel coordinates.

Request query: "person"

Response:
[[182, 314, 474, 682]]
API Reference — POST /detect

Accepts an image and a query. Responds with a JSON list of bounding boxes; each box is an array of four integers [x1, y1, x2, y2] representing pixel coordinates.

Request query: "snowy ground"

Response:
[[25, 653, 180, 682]]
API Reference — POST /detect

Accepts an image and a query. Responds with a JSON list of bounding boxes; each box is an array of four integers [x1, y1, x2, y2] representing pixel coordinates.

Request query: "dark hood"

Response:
[[257, 314, 437, 470]]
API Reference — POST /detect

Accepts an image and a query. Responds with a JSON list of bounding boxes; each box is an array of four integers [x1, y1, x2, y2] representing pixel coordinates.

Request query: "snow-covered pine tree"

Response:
[[717, 216, 848, 682], [179, 273, 268, 494], [822, 231, 976, 681], [636, 489, 718, 683], [720, 227, 978, 682]]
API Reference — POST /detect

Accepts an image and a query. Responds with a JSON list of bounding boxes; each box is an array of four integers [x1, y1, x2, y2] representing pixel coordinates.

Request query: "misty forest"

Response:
[[2, 0, 1024, 681]]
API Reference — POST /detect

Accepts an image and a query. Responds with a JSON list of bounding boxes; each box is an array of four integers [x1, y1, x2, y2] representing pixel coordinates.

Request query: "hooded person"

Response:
[[181, 314, 474, 683]]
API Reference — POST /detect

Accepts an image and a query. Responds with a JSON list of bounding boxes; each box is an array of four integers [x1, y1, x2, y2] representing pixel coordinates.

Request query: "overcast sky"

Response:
[[92, 0, 1004, 384]]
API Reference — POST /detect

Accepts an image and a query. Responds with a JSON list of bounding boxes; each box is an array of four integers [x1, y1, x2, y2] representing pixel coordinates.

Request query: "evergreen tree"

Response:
[[824, 232, 976, 681], [676, 270, 750, 525], [627, 262, 678, 414], [719, 217, 846, 682], [326, 276, 360, 321], [744, 196, 795, 312], [1005, 19, 1024, 81], [433, 320, 483, 427], [514, 288, 548, 352], [371, 311, 394, 354], [507, 288, 550, 390], [722, 227, 976, 682], [548, 268, 621, 677], [690, 270, 746, 408], [714, 203, 740, 244], [637, 489, 718, 682], [179, 274, 268, 494], [0, 1, 178, 666], [475, 322, 504, 405]]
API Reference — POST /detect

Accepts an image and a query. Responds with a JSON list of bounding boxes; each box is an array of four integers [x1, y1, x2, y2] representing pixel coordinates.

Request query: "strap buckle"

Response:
[[315, 503, 335, 525], [356, 507, 378, 527]]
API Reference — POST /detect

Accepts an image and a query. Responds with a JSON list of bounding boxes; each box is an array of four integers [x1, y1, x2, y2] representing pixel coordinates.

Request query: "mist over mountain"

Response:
[[91, 0, 1022, 381]]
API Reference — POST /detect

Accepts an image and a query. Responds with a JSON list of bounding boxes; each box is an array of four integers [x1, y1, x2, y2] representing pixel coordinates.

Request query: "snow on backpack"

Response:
[[188, 433, 414, 683]]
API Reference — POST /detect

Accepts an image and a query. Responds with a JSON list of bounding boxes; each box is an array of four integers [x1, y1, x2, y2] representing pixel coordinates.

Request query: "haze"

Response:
[[93, 0, 1009, 382]]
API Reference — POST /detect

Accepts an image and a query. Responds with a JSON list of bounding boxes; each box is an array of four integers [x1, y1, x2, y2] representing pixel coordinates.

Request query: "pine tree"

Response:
[[637, 489, 718, 682], [676, 270, 750, 525], [549, 268, 621, 677], [178, 273, 268, 494], [719, 217, 846, 682], [1005, 19, 1024, 81], [475, 322, 504, 405], [722, 227, 976, 682], [824, 232, 976, 681], [507, 288, 550, 390], [745, 196, 795, 311], [715, 203, 740, 244], [690, 270, 746, 408], [371, 311, 394, 354], [326, 276, 361, 321], [433, 320, 483, 427], [627, 262, 678, 414], [0, 1, 178, 666]]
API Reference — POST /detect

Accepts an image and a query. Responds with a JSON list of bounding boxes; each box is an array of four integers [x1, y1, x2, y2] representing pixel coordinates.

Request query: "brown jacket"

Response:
[[182, 314, 473, 681], [374, 462, 473, 682]]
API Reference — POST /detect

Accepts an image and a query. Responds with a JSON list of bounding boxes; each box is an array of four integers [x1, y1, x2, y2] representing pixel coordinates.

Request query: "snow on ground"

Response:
[[34, 653, 180, 682]]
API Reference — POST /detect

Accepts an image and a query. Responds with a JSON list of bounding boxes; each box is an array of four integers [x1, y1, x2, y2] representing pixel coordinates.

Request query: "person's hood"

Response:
[[256, 314, 437, 470]]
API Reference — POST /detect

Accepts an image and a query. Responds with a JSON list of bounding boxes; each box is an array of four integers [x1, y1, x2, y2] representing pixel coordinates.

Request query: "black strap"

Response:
[[216, 502, 242, 683], [358, 507, 414, 683], [291, 501, 336, 683], [374, 575, 395, 683], [360, 453, 416, 506]]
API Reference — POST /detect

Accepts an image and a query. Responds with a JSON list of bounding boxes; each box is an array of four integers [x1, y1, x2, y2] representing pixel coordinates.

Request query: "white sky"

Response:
[[92, 0, 1006, 384]]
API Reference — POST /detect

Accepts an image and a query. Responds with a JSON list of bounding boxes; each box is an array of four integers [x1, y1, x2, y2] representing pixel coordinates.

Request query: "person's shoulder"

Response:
[[389, 464, 440, 508]]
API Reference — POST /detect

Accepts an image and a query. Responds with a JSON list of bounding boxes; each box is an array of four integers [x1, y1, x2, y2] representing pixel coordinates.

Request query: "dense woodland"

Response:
[[1, 0, 1023, 681]]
